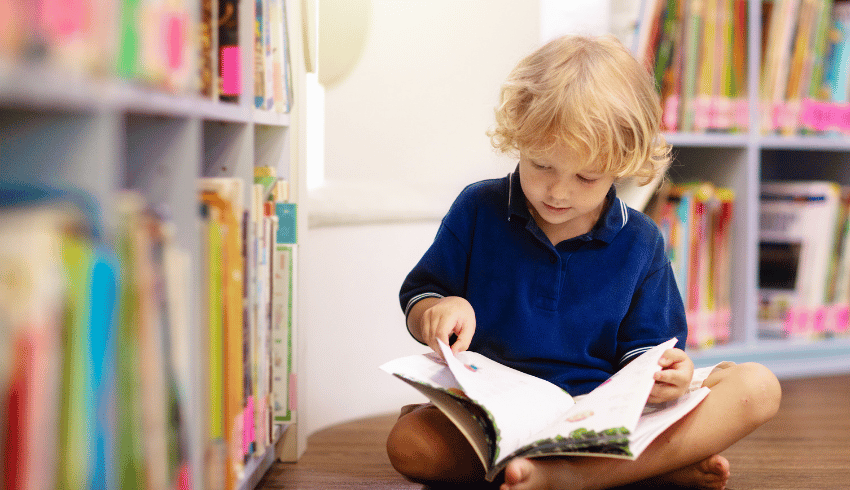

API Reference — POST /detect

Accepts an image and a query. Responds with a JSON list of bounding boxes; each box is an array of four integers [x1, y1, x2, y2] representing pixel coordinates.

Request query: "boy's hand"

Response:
[[648, 348, 694, 404], [415, 296, 476, 355]]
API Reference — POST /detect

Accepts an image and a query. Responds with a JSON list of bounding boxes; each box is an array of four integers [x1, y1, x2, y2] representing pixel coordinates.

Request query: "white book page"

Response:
[[379, 350, 462, 392], [629, 387, 710, 456], [521, 339, 677, 450], [437, 340, 575, 461]]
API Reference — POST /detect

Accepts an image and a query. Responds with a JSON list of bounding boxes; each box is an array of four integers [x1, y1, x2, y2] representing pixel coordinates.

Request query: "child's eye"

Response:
[[532, 162, 550, 171], [577, 175, 599, 184]]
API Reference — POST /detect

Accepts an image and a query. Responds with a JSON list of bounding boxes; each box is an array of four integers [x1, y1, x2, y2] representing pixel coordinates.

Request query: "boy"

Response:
[[387, 35, 781, 490]]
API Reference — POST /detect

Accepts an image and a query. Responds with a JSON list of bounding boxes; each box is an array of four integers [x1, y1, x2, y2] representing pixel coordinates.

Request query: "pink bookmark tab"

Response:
[[832, 304, 850, 333], [220, 45, 241, 95], [784, 306, 803, 337], [164, 13, 186, 71], [733, 99, 749, 130], [800, 99, 850, 132], [813, 306, 827, 333]]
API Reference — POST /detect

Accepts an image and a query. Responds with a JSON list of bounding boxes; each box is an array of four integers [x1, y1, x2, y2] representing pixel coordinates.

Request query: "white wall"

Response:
[[301, 0, 540, 437], [301, 222, 437, 434], [310, 0, 537, 225]]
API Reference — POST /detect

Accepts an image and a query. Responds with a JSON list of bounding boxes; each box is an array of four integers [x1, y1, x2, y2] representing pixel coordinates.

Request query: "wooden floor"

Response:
[[258, 374, 850, 489]]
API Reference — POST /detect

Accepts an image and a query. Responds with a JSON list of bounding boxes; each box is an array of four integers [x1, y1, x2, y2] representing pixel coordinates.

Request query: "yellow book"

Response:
[[695, 0, 717, 131], [59, 232, 94, 490], [200, 185, 244, 490]]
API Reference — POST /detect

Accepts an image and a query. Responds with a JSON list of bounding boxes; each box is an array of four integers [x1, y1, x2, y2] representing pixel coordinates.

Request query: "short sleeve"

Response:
[[399, 189, 477, 324], [616, 234, 687, 366]]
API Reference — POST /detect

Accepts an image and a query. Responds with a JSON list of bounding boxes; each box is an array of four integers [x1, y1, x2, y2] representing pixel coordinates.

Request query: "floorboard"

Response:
[[258, 374, 850, 489]]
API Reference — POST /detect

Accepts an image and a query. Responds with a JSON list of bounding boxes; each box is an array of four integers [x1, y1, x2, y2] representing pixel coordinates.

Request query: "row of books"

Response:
[[761, 0, 850, 135], [634, 0, 850, 135], [0, 173, 298, 489], [200, 169, 298, 490], [634, 0, 750, 133], [759, 181, 850, 339], [646, 181, 735, 350], [253, 0, 294, 112], [0, 185, 192, 490], [0, 0, 293, 111]]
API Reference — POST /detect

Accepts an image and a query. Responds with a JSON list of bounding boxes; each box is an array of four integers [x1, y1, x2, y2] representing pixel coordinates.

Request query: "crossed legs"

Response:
[[386, 362, 781, 490]]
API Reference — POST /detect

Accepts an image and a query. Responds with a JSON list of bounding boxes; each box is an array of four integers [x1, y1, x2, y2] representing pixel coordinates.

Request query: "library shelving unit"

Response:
[[663, 0, 850, 378], [0, 0, 308, 488]]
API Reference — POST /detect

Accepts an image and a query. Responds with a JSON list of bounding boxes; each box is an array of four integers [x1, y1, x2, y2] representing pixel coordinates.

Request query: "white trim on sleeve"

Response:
[[618, 345, 652, 367], [404, 292, 445, 319]]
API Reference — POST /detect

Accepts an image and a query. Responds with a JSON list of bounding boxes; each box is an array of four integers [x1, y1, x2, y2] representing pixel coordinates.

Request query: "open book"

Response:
[[380, 338, 711, 482]]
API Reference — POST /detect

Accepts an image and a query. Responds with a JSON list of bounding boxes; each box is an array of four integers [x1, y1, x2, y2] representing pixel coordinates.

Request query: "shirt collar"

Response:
[[507, 167, 530, 221], [506, 166, 629, 244]]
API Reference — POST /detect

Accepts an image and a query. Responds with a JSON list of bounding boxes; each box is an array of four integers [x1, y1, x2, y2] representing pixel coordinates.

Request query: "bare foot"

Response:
[[499, 455, 730, 490], [654, 454, 730, 490], [500, 457, 580, 490]]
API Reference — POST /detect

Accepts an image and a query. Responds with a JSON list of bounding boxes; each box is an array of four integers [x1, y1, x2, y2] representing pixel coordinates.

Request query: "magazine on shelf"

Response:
[[380, 338, 711, 482]]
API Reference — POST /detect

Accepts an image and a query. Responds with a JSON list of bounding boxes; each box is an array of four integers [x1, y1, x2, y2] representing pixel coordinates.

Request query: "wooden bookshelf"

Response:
[[0, 0, 307, 488]]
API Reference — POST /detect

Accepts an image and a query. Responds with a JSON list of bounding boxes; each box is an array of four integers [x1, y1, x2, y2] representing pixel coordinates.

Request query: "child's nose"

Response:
[[549, 178, 571, 201]]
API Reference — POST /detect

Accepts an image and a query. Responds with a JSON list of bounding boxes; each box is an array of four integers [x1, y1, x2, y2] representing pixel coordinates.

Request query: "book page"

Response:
[[437, 340, 575, 464], [628, 386, 709, 456], [512, 339, 677, 460], [379, 352, 495, 468], [379, 350, 462, 392]]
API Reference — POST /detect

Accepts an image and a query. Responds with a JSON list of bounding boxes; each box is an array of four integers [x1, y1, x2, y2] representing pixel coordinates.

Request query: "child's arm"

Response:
[[407, 296, 476, 355], [648, 348, 694, 403]]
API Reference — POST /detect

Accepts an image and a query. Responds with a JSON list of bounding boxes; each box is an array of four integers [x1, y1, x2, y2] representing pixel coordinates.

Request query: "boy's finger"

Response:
[[654, 369, 684, 387], [658, 349, 684, 366], [451, 324, 474, 354]]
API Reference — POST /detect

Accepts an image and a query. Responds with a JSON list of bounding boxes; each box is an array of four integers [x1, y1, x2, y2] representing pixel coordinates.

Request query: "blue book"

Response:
[[88, 251, 118, 490], [275, 202, 297, 244]]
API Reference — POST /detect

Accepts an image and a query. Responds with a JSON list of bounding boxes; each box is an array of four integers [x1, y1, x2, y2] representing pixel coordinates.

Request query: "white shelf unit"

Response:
[[0, 0, 308, 487], [665, 0, 850, 378]]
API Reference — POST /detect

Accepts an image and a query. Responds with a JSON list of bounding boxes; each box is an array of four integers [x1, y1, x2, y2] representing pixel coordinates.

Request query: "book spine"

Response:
[[681, 0, 704, 132], [272, 243, 297, 423], [219, 0, 241, 102], [254, 0, 266, 108]]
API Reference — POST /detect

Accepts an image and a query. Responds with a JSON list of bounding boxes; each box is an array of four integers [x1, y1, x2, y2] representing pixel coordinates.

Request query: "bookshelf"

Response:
[[0, 0, 307, 488], [653, 0, 850, 378]]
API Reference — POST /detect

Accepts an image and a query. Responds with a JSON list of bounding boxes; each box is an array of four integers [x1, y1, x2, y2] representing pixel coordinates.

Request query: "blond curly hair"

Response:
[[488, 35, 670, 185]]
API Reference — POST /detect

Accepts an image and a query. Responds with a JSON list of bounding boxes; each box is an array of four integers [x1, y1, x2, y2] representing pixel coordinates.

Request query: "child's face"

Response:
[[519, 145, 615, 243]]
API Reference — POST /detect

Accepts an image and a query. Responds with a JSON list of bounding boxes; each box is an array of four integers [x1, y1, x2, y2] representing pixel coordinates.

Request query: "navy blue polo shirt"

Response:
[[399, 169, 687, 396]]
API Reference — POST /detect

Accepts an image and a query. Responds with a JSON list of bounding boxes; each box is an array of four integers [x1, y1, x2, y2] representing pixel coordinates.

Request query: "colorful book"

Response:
[[710, 188, 735, 344], [824, 1, 850, 103], [199, 0, 218, 98], [681, 0, 705, 132], [219, 0, 241, 101], [731, 0, 749, 130], [87, 249, 118, 490], [200, 178, 245, 490], [255, 0, 266, 108], [660, 0, 687, 131], [0, 204, 74, 490], [271, 242, 296, 424]]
